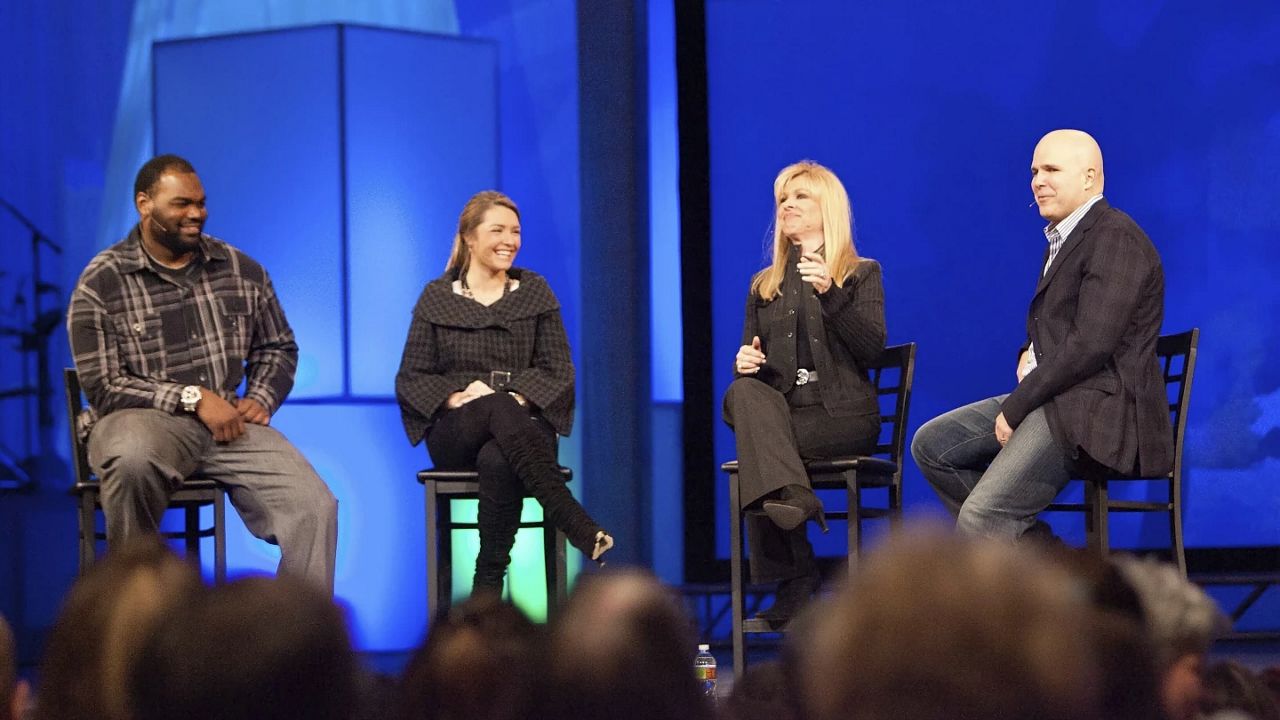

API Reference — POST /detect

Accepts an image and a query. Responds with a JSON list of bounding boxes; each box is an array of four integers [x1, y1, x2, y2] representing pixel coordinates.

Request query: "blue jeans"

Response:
[[911, 394, 1071, 539]]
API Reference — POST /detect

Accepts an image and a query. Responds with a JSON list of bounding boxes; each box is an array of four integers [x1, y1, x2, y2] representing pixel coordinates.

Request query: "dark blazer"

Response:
[[733, 256, 886, 421], [1001, 199, 1173, 478], [395, 268, 575, 444]]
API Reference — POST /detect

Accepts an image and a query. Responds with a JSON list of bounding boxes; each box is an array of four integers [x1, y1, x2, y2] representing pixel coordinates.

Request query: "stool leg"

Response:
[[729, 470, 746, 674], [214, 488, 226, 584], [543, 509, 556, 616], [1095, 478, 1110, 557], [425, 482, 440, 622], [1084, 480, 1103, 556], [1170, 477, 1187, 577], [185, 504, 200, 564], [440, 498, 454, 609], [846, 470, 860, 577], [79, 490, 97, 575]]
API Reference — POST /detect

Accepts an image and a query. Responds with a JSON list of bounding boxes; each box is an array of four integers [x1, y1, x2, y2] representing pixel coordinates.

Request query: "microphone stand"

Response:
[[0, 195, 64, 490]]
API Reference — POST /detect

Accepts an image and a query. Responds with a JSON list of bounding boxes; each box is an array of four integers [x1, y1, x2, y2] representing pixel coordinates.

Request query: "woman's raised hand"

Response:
[[797, 251, 832, 294], [736, 336, 766, 374]]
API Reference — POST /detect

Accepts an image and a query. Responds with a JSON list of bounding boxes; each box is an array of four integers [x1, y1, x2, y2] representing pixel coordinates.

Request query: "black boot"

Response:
[[762, 484, 829, 533], [756, 568, 821, 630], [497, 422, 611, 562], [472, 493, 522, 595]]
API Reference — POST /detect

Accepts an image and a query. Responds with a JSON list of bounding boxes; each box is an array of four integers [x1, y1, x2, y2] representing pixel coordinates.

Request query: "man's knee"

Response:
[[259, 436, 336, 524], [955, 498, 1024, 540], [299, 466, 337, 522], [954, 503, 991, 536], [317, 487, 338, 525], [90, 412, 179, 480], [910, 414, 949, 468], [290, 475, 337, 532]]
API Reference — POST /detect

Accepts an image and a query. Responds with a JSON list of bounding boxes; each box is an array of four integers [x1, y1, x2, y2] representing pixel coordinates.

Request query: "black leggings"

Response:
[[425, 393, 601, 591]]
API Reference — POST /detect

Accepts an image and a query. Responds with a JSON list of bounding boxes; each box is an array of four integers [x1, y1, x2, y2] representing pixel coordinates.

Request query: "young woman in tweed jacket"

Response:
[[397, 192, 612, 595]]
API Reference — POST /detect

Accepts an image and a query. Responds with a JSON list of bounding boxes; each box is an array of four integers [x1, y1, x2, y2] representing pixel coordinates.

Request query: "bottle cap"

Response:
[[698, 644, 710, 652]]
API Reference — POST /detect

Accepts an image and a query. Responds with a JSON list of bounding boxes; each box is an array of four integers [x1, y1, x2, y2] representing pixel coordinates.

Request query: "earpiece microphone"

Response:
[[148, 214, 171, 234], [1028, 201, 1037, 208]]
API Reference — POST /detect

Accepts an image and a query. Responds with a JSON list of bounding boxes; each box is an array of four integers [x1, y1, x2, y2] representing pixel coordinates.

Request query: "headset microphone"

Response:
[[1028, 201, 1037, 208], [148, 214, 171, 234]]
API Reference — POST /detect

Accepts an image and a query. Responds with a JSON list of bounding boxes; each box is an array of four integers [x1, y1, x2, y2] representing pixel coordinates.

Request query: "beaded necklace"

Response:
[[460, 270, 512, 301]]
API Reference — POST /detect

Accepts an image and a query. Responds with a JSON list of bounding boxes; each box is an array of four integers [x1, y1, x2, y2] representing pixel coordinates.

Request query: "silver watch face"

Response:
[[181, 386, 201, 410]]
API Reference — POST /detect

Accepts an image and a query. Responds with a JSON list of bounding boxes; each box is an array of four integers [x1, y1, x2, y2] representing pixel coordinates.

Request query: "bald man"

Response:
[[911, 130, 1173, 539]]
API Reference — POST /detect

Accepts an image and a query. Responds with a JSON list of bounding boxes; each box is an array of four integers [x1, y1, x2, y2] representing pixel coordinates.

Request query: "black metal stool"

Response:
[[722, 342, 916, 671], [417, 467, 570, 620], [65, 368, 226, 581]]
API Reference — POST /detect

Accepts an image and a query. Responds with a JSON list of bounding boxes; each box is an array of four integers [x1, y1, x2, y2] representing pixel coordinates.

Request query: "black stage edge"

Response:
[[577, 1, 653, 565], [676, 0, 716, 583]]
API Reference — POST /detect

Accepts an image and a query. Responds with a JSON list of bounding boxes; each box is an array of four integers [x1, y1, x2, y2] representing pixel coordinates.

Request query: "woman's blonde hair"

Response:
[[445, 190, 521, 274], [750, 160, 859, 300]]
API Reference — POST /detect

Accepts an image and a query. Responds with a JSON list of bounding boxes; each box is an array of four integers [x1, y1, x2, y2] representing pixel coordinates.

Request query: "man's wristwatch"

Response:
[[180, 385, 203, 413]]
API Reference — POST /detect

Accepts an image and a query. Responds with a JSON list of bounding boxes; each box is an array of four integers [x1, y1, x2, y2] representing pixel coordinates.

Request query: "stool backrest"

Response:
[[1156, 329, 1199, 481], [867, 343, 917, 468], [62, 368, 93, 488]]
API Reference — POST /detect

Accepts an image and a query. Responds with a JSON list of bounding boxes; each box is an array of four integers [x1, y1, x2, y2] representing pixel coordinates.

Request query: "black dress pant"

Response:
[[426, 393, 596, 592], [723, 377, 879, 583]]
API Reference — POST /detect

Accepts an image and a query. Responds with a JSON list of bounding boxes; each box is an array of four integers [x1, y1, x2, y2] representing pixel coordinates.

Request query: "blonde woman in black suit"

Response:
[[724, 160, 886, 628], [396, 191, 612, 596]]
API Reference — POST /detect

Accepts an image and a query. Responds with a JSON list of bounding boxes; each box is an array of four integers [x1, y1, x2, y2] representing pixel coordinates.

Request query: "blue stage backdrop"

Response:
[[153, 24, 501, 650], [705, 0, 1280, 556]]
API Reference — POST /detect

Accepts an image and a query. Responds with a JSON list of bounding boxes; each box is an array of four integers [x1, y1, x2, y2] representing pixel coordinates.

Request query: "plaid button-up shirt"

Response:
[[67, 226, 298, 432]]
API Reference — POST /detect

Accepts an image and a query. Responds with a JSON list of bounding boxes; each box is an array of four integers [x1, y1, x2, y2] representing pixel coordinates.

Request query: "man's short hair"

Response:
[[133, 154, 196, 197]]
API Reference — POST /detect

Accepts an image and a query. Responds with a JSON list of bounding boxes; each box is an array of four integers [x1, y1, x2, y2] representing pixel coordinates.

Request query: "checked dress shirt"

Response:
[[67, 225, 298, 435]]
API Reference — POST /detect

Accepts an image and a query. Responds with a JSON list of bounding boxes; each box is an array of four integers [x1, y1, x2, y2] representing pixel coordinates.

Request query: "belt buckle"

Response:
[[796, 368, 810, 386]]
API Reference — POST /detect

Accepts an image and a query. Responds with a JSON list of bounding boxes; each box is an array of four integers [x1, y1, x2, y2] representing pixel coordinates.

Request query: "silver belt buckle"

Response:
[[796, 368, 811, 386]]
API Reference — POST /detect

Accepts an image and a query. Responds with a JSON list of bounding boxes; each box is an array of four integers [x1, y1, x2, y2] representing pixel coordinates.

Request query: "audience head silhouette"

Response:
[[399, 594, 543, 720], [132, 574, 356, 720], [1, 612, 29, 720], [1113, 555, 1231, 720], [33, 538, 200, 720], [801, 530, 1103, 720], [540, 569, 713, 720]]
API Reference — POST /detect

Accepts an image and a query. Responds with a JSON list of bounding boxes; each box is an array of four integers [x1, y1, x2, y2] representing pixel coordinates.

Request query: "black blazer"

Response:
[[733, 258, 886, 421], [395, 268, 575, 444], [1001, 199, 1173, 477]]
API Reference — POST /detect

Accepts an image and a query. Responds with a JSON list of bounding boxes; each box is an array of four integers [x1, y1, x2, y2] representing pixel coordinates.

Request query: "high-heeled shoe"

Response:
[[591, 531, 614, 566], [761, 485, 829, 533], [755, 570, 821, 629]]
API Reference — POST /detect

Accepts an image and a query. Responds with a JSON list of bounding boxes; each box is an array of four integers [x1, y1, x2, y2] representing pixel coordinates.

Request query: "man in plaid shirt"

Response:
[[67, 155, 336, 591]]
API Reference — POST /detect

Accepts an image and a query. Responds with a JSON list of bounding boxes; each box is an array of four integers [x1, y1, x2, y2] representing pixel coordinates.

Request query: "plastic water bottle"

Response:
[[694, 643, 717, 697]]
